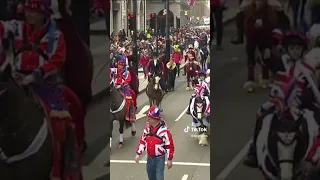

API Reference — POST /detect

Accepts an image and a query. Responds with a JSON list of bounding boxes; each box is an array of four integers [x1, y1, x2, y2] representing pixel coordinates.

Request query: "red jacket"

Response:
[[139, 55, 150, 66], [136, 121, 174, 160], [172, 51, 182, 64], [0, 20, 66, 74], [94, 0, 109, 11]]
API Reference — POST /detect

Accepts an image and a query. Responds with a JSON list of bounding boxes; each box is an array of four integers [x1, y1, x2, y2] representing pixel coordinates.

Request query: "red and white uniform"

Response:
[[0, 20, 65, 74], [136, 121, 175, 160], [110, 67, 131, 86]]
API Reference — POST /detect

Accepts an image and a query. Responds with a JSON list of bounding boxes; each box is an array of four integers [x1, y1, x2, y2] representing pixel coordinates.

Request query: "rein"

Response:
[[110, 88, 126, 113]]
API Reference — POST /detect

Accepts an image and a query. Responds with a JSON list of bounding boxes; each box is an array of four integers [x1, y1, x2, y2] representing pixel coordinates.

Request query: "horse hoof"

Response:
[[119, 142, 124, 148], [131, 131, 136, 136]]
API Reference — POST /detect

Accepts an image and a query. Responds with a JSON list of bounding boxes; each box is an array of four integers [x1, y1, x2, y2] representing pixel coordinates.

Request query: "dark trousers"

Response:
[[211, 6, 223, 46], [167, 69, 177, 90], [245, 43, 269, 81], [176, 63, 180, 76]]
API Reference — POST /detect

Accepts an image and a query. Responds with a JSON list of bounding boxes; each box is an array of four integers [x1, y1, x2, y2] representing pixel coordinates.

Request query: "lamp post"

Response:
[[132, 0, 138, 75], [165, 0, 170, 63]]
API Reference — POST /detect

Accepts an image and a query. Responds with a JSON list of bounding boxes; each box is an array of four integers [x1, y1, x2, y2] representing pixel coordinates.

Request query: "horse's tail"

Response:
[[125, 120, 132, 129]]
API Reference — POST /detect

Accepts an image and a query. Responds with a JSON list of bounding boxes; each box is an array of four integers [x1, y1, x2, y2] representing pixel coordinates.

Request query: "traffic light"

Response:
[[149, 13, 156, 29], [128, 13, 135, 30]]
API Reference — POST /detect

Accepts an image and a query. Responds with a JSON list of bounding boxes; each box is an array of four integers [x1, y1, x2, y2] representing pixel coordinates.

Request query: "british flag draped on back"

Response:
[[187, 0, 196, 6]]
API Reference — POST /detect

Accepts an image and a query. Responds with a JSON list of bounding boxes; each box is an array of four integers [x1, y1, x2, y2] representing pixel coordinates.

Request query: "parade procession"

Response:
[[1, 0, 320, 179], [109, 0, 211, 179]]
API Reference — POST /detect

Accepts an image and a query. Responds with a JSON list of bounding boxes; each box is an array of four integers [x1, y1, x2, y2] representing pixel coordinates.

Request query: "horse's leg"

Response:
[[131, 122, 136, 136], [110, 118, 114, 154], [118, 119, 125, 148], [149, 98, 152, 107]]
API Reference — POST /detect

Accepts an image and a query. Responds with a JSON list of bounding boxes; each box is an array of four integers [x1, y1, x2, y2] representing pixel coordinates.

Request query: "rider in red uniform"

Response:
[[0, 0, 83, 178], [111, 60, 137, 111]]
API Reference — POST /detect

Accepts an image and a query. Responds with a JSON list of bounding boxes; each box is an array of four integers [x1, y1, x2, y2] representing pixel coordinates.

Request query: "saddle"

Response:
[[118, 88, 136, 122], [28, 86, 81, 179]]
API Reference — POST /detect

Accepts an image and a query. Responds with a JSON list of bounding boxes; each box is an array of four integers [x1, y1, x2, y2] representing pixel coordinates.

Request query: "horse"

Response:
[[256, 109, 318, 180], [184, 59, 200, 91], [146, 72, 165, 109], [199, 46, 209, 70], [189, 95, 210, 146], [0, 65, 83, 180], [109, 81, 136, 155]]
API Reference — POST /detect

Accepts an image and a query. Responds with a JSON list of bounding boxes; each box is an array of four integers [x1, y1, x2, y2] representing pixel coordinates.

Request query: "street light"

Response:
[[128, 13, 135, 30]]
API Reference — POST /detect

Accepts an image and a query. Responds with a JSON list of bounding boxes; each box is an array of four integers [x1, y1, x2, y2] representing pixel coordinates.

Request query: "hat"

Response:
[[147, 106, 162, 120], [117, 60, 126, 66], [24, 0, 53, 16], [188, 44, 194, 49]]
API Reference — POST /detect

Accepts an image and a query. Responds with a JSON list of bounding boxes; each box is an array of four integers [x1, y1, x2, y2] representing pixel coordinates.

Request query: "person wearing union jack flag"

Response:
[[135, 106, 175, 180]]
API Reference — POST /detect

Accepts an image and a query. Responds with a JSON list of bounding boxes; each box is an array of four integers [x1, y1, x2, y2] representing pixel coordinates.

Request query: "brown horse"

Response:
[[146, 72, 165, 109]]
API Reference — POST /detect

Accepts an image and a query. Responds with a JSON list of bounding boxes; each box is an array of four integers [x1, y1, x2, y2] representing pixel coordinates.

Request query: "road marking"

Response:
[[136, 105, 150, 120], [215, 138, 252, 180], [110, 160, 210, 167], [175, 106, 188, 121], [138, 105, 150, 114], [181, 174, 189, 180]]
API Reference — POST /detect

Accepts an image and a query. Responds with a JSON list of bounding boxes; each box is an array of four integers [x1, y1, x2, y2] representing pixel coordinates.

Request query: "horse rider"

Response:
[[185, 44, 197, 62], [146, 52, 167, 92], [110, 60, 137, 110], [186, 70, 210, 115], [187, 85, 211, 125], [0, 0, 85, 178], [243, 32, 312, 168], [263, 31, 309, 74]]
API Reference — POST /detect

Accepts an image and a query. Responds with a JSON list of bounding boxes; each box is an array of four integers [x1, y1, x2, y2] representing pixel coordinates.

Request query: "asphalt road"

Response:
[[81, 22, 270, 180]]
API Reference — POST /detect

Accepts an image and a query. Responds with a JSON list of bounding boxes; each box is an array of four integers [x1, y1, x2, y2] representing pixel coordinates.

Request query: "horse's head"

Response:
[[270, 111, 305, 180], [150, 72, 161, 90], [194, 95, 206, 120]]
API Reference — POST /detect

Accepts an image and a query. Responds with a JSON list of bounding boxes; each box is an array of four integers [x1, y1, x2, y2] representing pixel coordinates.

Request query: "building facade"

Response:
[[110, 0, 209, 34]]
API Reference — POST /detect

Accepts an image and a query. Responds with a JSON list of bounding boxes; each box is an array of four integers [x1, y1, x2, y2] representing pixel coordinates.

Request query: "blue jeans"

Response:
[[146, 155, 165, 180]]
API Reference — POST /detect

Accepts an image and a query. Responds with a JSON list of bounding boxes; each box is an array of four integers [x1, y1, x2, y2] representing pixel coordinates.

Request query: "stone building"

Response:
[[110, 0, 199, 34]]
